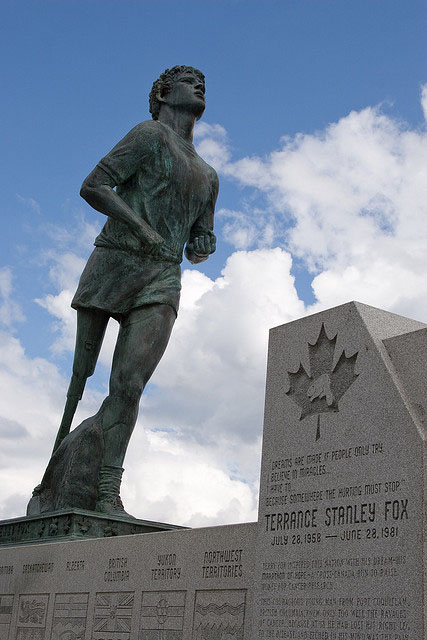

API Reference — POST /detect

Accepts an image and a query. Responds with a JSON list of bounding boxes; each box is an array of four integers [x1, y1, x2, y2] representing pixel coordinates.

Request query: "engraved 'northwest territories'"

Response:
[[286, 324, 358, 440]]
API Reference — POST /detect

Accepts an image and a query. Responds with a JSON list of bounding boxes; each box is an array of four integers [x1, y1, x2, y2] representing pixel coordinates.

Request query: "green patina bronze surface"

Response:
[[27, 65, 218, 523], [0, 510, 187, 548]]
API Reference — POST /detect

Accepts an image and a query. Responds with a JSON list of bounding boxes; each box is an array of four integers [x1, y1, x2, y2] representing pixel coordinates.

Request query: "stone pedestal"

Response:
[[1, 302, 426, 639]]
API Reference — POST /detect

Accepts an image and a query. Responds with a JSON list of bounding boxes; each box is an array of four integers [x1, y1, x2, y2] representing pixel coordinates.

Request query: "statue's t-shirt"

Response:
[[72, 120, 218, 319]]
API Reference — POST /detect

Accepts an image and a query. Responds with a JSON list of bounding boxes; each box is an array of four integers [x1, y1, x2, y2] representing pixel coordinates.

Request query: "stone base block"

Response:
[[0, 521, 256, 639]]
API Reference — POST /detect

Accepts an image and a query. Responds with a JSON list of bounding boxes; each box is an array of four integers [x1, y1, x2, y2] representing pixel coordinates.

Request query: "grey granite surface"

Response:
[[254, 301, 426, 640]]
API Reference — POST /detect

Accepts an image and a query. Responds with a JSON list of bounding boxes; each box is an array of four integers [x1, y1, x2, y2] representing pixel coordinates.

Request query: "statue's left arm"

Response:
[[185, 170, 219, 265]]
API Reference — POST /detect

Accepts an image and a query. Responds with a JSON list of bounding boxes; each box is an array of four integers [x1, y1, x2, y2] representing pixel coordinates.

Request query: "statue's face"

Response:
[[163, 71, 206, 119]]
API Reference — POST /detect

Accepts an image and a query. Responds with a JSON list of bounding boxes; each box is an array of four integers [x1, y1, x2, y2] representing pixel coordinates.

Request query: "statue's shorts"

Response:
[[71, 247, 181, 320]]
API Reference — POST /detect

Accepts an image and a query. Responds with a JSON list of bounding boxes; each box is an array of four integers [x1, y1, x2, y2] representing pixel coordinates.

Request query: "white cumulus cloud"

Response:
[[198, 86, 427, 320], [0, 268, 25, 327]]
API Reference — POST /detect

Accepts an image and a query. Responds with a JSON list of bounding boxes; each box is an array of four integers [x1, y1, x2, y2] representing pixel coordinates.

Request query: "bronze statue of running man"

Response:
[[28, 66, 218, 517]]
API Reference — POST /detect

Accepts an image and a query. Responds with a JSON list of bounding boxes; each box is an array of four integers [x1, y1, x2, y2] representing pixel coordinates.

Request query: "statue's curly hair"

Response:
[[149, 65, 205, 120]]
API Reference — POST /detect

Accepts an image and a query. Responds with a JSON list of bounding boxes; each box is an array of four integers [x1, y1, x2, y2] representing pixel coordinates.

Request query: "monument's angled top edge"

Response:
[[352, 300, 427, 325], [269, 300, 427, 335]]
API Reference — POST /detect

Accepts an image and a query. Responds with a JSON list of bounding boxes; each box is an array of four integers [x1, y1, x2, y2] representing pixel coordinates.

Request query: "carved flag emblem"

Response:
[[286, 324, 358, 440]]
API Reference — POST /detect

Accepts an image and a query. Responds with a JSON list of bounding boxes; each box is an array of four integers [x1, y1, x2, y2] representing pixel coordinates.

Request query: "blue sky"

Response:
[[0, 1, 426, 522]]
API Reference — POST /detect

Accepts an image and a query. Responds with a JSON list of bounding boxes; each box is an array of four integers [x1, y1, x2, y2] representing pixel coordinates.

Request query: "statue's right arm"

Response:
[[80, 165, 164, 247]]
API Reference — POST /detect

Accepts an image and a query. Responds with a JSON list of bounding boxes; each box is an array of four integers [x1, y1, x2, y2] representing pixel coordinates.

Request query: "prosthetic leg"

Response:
[[52, 309, 109, 454]]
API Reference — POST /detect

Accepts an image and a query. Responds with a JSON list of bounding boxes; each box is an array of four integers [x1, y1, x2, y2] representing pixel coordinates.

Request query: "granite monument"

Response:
[[254, 301, 426, 639]]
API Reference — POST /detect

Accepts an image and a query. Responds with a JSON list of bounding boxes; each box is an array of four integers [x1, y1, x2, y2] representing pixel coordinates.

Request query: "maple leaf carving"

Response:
[[286, 325, 358, 439]]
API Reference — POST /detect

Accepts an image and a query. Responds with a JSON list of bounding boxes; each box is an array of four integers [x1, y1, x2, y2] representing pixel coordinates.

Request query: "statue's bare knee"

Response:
[[109, 304, 176, 395]]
